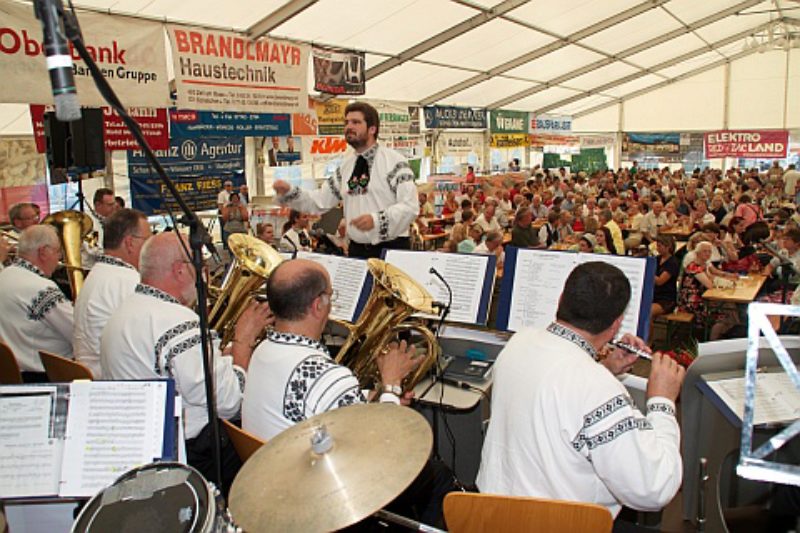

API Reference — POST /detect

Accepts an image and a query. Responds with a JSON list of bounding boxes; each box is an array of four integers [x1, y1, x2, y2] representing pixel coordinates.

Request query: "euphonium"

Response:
[[42, 210, 93, 298], [209, 234, 283, 346], [335, 259, 441, 394]]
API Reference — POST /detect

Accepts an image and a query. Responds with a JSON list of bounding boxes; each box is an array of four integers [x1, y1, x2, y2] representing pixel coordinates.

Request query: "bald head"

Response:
[[267, 259, 329, 321], [139, 232, 189, 283]]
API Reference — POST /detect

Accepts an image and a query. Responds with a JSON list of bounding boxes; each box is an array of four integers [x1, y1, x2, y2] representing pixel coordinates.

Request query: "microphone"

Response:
[[428, 267, 452, 321], [283, 235, 298, 259], [34, 0, 81, 122]]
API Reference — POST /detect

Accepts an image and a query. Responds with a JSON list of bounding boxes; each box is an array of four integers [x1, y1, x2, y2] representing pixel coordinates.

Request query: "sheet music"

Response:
[[706, 372, 800, 426], [505, 250, 649, 336], [59, 381, 167, 498], [383, 250, 493, 324], [0, 387, 62, 498], [297, 252, 369, 322], [508, 250, 575, 331]]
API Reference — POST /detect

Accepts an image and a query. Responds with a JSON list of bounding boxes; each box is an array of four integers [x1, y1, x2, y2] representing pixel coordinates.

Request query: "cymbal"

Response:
[[228, 233, 284, 278], [228, 403, 432, 533], [367, 258, 436, 314]]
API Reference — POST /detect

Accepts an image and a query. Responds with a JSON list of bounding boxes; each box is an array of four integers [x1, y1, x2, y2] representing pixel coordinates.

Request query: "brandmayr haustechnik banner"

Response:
[[168, 25, 309, 113], [0, 0, 169, 107], [128, 137, 245, 215]]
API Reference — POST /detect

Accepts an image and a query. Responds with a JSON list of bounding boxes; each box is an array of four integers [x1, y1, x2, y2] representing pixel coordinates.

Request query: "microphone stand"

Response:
[[428, 267, 452, 465], [60, 8, 223, 486]]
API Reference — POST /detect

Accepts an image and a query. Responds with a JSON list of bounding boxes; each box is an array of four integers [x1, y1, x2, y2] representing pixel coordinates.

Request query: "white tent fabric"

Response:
[[1, 0, 799, 133]]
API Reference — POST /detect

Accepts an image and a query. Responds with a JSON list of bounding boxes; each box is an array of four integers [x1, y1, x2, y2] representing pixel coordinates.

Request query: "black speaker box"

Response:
[[43, 108, 105, 184]]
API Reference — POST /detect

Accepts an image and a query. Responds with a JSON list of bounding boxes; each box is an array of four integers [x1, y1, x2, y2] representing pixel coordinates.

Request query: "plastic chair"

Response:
[[221, 419, 265, 463], [39, 351, 93, 382], [0, 341, 22, 384], [444, 492, 613, 533]]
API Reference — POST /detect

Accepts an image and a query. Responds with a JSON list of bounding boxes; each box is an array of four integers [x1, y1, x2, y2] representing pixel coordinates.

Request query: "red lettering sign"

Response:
[[31, 105, 169, 153], [704, 130, 789, 159]]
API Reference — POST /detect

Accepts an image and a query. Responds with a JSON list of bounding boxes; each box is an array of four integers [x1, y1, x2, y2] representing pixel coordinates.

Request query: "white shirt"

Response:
[[279, 143, 417, 245], [101, 284, 245, 439], [217, 189, 231, 209], [475, 213, 501, 234], [243, 330, 398, 441], [0, 259, 73, 372], [639, 211, 668, 240], [73, 255, 139, 379], [473, 242, 504, 265], [784, 169, 800, 197], [279, 227, 312, 253], [477, 323, 681, 517]]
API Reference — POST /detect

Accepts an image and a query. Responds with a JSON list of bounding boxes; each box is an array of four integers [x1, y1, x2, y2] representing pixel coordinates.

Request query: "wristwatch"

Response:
[[383, 383, 402, 396]]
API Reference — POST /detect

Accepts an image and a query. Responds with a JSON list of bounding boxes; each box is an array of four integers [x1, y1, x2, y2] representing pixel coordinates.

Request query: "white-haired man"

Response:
[[0, 225, 73, 382]]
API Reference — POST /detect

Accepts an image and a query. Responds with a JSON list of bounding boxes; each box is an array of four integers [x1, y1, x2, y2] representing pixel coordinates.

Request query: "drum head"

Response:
[[73, 463, 213, 533]]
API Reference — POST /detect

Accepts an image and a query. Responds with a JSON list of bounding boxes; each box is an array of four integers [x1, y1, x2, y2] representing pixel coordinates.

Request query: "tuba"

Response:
[[43, 210, 93, 298], [209, 233, 283, 347], [335, 259, 441, 394]]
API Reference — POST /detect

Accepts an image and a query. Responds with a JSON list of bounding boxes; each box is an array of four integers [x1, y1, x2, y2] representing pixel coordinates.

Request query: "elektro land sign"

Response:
[[704, 130, 789, 159]]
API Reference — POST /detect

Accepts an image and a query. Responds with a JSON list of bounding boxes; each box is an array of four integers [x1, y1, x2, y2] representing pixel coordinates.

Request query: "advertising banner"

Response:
[[490, 110, 528, 134], [169, 109, 291, 138], [265, 136, 303, 167], [315, 99, 348, 136], [579, 134, 616, 149], [490, 134, 528, 148], [623, 133, 680, 154], [435, 132, 485, 157], [312, 45, 365, 95], [529, 114, 572, 134], [424, 106, 486, 129], [308, 136, 350, 163], [168, 25, 309, 113], [292, 111, 318, 135], [128, 137, 244, 215], [369, 100, 414, 136], [386, 136, 425, 160], [528, 134, 579, 147], [704, 130, 789, 159], [0, 0, 168, 107], [31, 105, 169, 152]]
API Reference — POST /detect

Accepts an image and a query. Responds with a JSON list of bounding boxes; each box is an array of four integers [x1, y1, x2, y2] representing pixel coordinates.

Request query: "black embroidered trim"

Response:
[[164, 334, 202, 376], [580, 394, 633, 429], [572, 416, 653, 452], [266, 329, 330, 357], [377, 210, 389, 241], [26, 287, 67, 321], [154, 320, 199, 374], [95, 255, 135, 271], [233, 367, 246, 393], [647, 402, 676, 417], [387, 161, 413, 194], [283, 355, 340, 423], [327, 172, 343, 201], [361, 143, 378, 169], [136, 283, 180, 305], [13, 258, 44, 277], [546, 322, 598, 360], [282, 187, 301, 203], [330, 385, 364, 410]]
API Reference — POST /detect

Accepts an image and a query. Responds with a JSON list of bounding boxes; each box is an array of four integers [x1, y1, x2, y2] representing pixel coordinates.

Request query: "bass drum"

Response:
[[72, 462, 238, 533]]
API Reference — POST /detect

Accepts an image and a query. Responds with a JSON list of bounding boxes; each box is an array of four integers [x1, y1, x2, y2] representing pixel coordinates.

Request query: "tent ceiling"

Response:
[[7, 0, 797, 124]]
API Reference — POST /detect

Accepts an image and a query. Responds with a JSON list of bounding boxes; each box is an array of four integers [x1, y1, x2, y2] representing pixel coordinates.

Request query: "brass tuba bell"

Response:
[[209, 234, 284, 347], [335, 258, 441, 394], [42, 210, 93, 299]]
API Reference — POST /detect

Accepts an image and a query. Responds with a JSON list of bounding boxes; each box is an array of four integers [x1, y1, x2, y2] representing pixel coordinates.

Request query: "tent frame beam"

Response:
[[485, 0, 763, 110], [248, 0, 320, 39]]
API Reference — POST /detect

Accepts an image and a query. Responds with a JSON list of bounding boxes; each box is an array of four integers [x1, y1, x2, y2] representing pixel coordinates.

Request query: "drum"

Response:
[[72, 462, 238, 533]]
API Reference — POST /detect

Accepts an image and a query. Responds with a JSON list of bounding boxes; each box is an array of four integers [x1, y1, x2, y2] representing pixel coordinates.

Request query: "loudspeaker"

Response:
[[70, 108, 105, 168], [43, 111, 71, 169]]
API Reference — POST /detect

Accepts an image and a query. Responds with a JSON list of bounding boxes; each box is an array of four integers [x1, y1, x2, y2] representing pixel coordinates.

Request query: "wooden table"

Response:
[[659, 225, 693, 240], [702, 274, 767, 303], [421, 231, 449, 250]]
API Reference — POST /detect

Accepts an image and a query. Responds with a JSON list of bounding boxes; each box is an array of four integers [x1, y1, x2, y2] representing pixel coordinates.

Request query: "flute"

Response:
[[609, 340, 653, 361]]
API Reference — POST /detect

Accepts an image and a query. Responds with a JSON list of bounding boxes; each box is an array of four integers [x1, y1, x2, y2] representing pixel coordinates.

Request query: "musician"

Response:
[[101, 232, 272, 491], [477, 262, 685, 518], [242, 259, 450, 526], [8, 202, 41, 233], [243, 259, 418, 440], [256, 222, 276, 246], [83, 188, 117, 267], [279, 210, 313, 254], [73, 209, 151, 379], [0, 225, 73, 382], [273, 102, 417, 259]]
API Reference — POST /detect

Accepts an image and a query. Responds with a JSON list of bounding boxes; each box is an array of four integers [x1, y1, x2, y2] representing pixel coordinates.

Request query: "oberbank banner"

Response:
[[0, 0, 168, 107], [704, 130, 789, 159], [168, 25, 309, 114]]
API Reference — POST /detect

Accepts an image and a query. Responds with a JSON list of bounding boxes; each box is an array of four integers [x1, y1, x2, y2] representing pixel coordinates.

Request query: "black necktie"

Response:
[[348, 155, 370, 194]]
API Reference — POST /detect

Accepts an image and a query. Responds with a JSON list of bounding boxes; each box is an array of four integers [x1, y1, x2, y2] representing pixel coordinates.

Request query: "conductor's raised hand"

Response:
[[273, 179, 291, 196], [376, 340, 421, 388]]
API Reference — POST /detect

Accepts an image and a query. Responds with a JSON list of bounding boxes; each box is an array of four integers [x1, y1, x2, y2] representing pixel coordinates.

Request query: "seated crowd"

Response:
[[1, 159, 799, 529]]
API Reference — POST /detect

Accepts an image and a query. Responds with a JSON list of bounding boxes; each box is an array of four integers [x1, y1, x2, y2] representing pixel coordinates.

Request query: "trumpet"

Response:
[[0, 230, 18, 243]]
